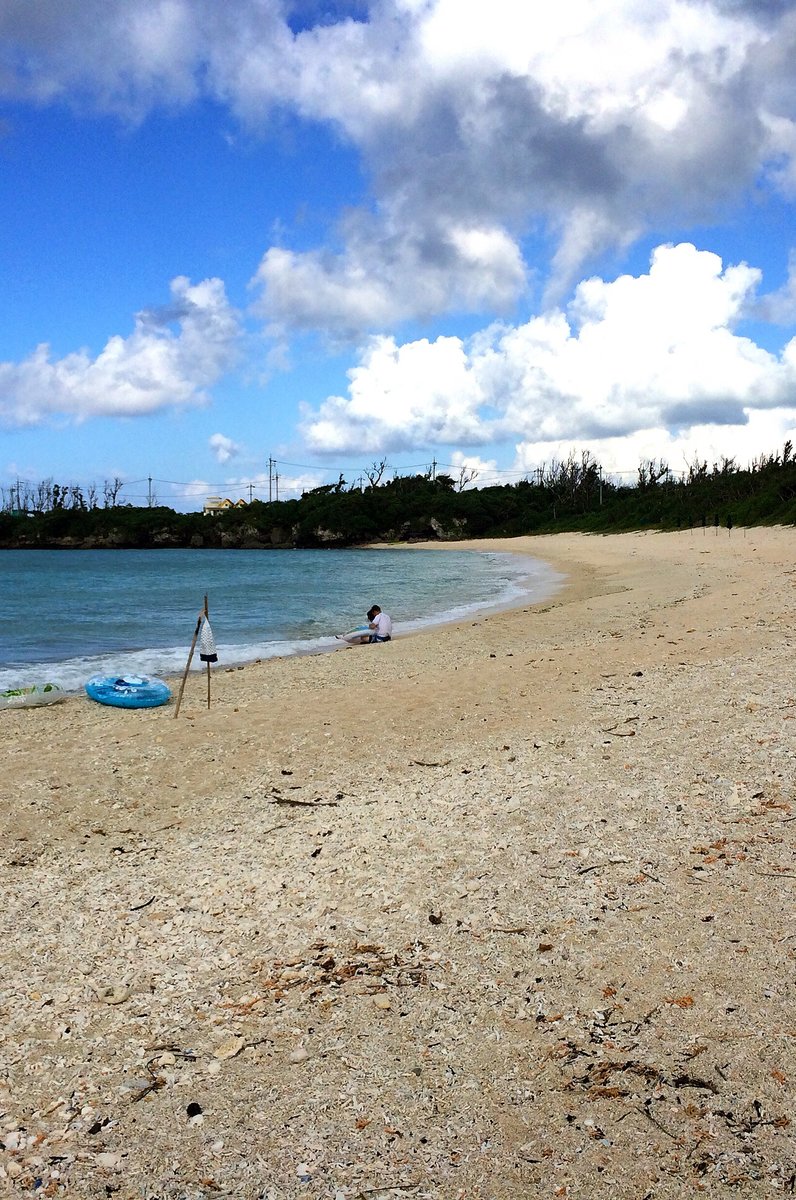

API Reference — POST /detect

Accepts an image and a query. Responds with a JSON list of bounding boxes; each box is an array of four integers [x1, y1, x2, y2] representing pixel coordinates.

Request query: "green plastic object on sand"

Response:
[[0, 683, 67, 709]]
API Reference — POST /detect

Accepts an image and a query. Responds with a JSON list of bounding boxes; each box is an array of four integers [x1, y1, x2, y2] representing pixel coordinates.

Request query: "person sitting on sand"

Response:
[[367, 605, 392, 643]]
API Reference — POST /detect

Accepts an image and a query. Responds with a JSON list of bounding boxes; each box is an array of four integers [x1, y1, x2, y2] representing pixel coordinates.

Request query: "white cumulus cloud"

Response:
[[209, 432, 241, 463], [0, 277, 240, 428], [302, 242, 796, 457], [303, 331, 486, 453]]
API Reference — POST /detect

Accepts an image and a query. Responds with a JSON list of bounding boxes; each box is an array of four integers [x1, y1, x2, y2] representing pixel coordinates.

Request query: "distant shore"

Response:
[[2, 527, 794, 1198]]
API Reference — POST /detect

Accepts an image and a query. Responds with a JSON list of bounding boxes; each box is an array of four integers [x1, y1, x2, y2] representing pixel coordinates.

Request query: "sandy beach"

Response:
[[2, 528, 795, 1199]]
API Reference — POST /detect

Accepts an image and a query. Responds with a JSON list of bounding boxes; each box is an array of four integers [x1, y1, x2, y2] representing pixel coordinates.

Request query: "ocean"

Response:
[[0, 547, 563, 692]]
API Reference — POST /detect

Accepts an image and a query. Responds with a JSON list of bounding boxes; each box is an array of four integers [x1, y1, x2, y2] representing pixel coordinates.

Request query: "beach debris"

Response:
[[268, 785, 340, 808], [130, 1067, 167, 1104], [95, 1151, 123, 1170], [88, 979, 131, 1005], [576, 857, 630, 875], [214, 1036, 246, 1060], [600, 717, 639, 736], [145, 1042, 197, 1062], [228, 940, 443, 1011], [272, 795, 335, 807], [480, 923, 533, 935]]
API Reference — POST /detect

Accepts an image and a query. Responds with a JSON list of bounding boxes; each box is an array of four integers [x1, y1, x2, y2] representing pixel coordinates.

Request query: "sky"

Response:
[[2, 0, 796, 510]]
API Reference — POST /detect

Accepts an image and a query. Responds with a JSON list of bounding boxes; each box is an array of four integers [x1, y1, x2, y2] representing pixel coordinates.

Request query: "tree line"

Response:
[[2, 477, 125, 513], [1, 444, 795, 549]]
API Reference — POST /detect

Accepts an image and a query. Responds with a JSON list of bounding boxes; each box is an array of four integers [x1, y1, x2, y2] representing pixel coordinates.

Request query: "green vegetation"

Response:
[[1, 445, 795, 549]]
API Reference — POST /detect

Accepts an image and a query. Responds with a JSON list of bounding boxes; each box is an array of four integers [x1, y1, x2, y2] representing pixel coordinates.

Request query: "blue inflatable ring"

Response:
[[85, 674, 172, 709]]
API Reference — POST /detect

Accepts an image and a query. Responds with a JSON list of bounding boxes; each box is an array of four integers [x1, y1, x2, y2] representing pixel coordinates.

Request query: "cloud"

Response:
[[179, 478, 215, 499], [209, 432, 241, 463], [3, 2, 796, 333], [254, 221, 526, 338], [248, 0, 796, 326], [302, 242, 796, 456], [303, 331, 486, 454], [0, 277, 240, 428], [177, 468, 324, 503], [0, 0, 206, 113], [756, 250, 796, 324], [446, 450, 497, 490], [512, 407, 796, 481]]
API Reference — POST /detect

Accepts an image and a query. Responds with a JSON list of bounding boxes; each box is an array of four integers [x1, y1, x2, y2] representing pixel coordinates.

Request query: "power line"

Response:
[[1, 458, 663, 507], [271, 458, 370, 473]]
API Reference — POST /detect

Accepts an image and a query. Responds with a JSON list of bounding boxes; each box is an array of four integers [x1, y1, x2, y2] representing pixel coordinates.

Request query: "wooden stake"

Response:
[[204, 595, 211, 710], [174, 605, 204, 719], [175, 594, 214, 717]]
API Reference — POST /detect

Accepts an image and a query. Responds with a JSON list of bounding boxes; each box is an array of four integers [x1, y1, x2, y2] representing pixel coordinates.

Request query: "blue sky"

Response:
[[2, 0, 796, 510]]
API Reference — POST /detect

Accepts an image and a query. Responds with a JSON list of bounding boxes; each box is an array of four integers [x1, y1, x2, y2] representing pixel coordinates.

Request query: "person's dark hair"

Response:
[[367, 606, 378, 621]]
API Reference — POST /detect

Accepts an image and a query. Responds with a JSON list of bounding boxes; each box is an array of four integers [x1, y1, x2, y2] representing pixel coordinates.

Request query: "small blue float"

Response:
[[85, 674, 171, 709]]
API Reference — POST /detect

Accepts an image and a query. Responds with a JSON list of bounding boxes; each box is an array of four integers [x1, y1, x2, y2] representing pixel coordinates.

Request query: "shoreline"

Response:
[[1, 542, 565, 693], [2, 527, 795, 1198]]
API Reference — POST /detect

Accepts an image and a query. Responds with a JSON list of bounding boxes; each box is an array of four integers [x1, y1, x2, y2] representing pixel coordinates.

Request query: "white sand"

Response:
[[1, 528, 795, 1198]]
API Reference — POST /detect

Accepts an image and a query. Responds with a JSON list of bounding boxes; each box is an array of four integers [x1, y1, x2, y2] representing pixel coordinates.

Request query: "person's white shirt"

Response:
[[372, 611, 392, 638]]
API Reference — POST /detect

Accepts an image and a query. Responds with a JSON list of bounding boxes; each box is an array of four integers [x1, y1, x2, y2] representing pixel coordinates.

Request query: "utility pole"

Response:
[[275, 471, 279, 502], [147, 476, 153, 507], [430, 457, 437, 482], [268, 457, 274, 503], [598, 466, 603, 507], [248, 483, 254, 502]]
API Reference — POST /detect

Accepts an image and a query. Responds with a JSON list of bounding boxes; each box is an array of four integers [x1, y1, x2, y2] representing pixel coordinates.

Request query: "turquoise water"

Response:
[[0, 547, 562, 692]]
